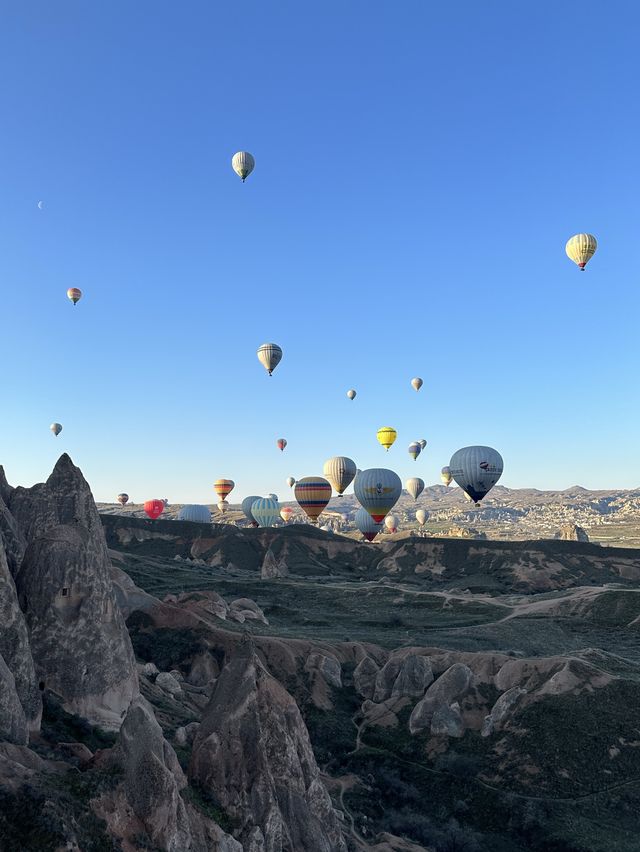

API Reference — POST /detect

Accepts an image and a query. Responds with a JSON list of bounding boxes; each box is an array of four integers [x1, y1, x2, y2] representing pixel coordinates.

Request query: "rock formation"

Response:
[[556, 523, 590, 542], [261, 547, 289, 578], [353, 656, 380, 700], [190, 639, 347, 851], [409, 663, 473, 735]]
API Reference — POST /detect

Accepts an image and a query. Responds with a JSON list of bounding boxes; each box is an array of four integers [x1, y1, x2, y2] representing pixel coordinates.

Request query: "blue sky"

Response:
[[0, 1, 638, 502]]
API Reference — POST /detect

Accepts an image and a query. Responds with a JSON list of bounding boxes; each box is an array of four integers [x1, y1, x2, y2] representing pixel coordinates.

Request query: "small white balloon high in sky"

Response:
[[232, 151, 255, 182]]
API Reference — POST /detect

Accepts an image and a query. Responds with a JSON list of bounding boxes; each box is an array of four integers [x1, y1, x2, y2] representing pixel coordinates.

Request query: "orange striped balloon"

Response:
[[67, 288, 82, 305], [213, 478, 235, 500], [294, 476, 332, 523]]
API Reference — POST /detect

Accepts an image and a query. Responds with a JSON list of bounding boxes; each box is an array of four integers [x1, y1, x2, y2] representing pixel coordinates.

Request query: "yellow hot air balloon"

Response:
[[565, 233, 597, 270], [214, 479, 235, 500], [376, 427, 397, 451]]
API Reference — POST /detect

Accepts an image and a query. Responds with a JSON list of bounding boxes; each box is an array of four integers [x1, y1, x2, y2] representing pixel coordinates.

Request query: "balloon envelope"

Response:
[[280, 507, 294, 522], [67, 288, 82, 305], [411, 377, 423, 391], [405, 477, 425, 500], [322, 456, 357, 495], [449, 446, 503, 504], [232, 151, 255, 181], [416, 509, 429, 526], [441, 466, 452, 487], [178, 504, 211, 523], [117, 493, 129, 506], [347, 389, 356, 400], [287, 476, 296, 488], [354, 468, 402, 523], [217, 500, 229, 514], [214, 479, 235, 500], [294, 477, 332, 522], [257, 343, 282, 375], [277, 438, 287, 452], [384, 514, 399, 533], [565, 233, 597, 270], [266, 493, 278, 502], [144, 499, 164, 520], [419, 439, 427, 449], [251, 497, 280, 527], [376, 427, 397, 451], [354, 507, 383, 541], [241, 495, 262, 523], [50, 423, 62, 436], [408, 442, 421, 461]]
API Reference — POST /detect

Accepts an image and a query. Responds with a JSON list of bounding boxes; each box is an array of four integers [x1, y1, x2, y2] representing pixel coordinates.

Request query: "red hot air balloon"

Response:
[[67, 288, 82, 305], [277, 438, 287, 452], [144, 499, 164, 520]]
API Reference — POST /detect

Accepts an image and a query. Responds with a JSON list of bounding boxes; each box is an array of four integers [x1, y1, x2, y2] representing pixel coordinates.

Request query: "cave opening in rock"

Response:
[[38, 681, 45, 691], [62, 587, 69, 597]]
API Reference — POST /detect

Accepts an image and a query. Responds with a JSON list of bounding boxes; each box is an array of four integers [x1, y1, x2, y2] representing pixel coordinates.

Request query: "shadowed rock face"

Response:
[[190, 641, 347, 852], [0, 538, 41, 733], [0, 654, 28, 744], [16, 524, 138, 728], [11, 457, 139, 730]]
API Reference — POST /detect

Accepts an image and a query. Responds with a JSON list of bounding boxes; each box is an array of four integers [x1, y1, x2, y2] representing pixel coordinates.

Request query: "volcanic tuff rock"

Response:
[[305, 652, 342, 688], [373, 653, 434, 702], [190, 640, 347, 852], [0, 485, 26, 578], [353, 656, 380, 700], [0, 537, 41, 733], [261, 547, 289, 578], [409, 663, 474, 735], [481, 686, 527, 736], [556, 523, 590, 542], [10, 455, 138, 729], [0, 654, 28, 744]]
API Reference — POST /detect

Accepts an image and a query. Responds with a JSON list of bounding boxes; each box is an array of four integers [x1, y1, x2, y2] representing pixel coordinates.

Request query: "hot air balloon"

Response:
[[355, 506, 383, 541], [217, 500, 229, 514], [241, 495, 261, 525], [287, 476, 296, 488], [163, 499, 169, 507], [354, 468, 402, 523], [50, 423, 62, 437], [419, 439, 427, 450], [277, 438, 287, 452], [347, 389, 356, 400], [405, 477, 425, 500], [117, 493, 129, 506], [377, 427, 397, 451], [411, 377, 423, 392], [294, 476, 332, 523], [178, 504, 211, 523], [408, 442, 421, 461], [232, 151, 255, 182], [67, 288, 82, 305], [441, 466, 452, 487], [144, 499, 164, 520], [416, 509, 429, 526], [384, 514, 399, 533], [257, 343, 282, 376], [565, 233, 597, 270], [251, 497, 279, 527], [449, 446, 503, 504], [280, 506, 294, 523], [266, 493, 279, 502], [322, 456, 357, 496], [214, 479, 235, 501]]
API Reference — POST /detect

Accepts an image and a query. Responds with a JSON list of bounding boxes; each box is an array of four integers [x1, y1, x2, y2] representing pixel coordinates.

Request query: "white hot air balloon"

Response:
[[50, 422, 62, 437], [354, 468, 402, 523], [449, 446, 503, 504], [217, 500, 229, 514], [232, 151, 255, 182], [251, 497, 280, 527], [241, 495, 261, 525], [347, 389, 356, 400], [322, 456, 357, 496], [266, 493, 278, 502], [405, 477, 425, 500], [411, 377, 423, 392], [384, 514, 399, 533], [354, 506, 383, 541], [441, 466, 452, 487], [178, 504, 211, 523], [565, 233, 597, 270], [257, 343, 282, 376], [416, 509, 429, 526]]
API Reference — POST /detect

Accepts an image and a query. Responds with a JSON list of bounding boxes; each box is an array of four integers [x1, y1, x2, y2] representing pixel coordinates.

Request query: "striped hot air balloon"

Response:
[[213, 479, 235, 500], [251, 497, 280, 527], [294, 476, 332, 523], [354, 468, 402, 523], [565, 233, 597, 270], [376, 427, 397, 451], [322, 456, 357, 496], [144, 499, 164, 520], [354, 506, 383, 542], [257, 343, 282, 375], [117, 493, 129, 506], [67, 288, 82, 305], [277, 438, 287, 452], [408, 442, 421, 460], [232, 151, 255, 182]]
